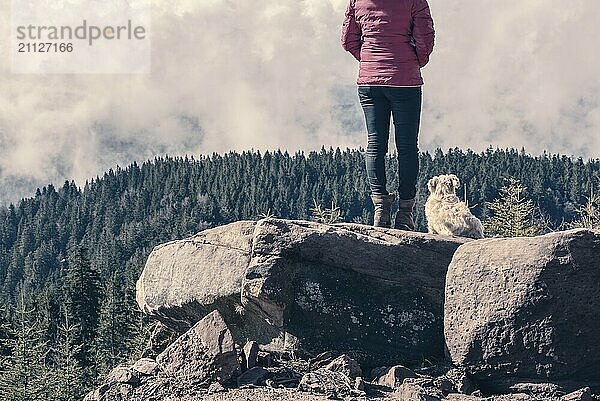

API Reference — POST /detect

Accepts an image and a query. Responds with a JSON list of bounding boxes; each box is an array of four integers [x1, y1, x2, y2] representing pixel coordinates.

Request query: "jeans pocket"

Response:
[[357, 85, 371, 98]]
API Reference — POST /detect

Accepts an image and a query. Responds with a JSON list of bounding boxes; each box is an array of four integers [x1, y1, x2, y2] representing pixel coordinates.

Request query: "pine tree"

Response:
[[0, 296, 53, 401], [483, 177, 545, 237], [310, 198, 344, 224], [96, 270, 129, 374], [569, 192, 600, 230], [63, 244, 101, 386], [51, 310, 85, 401], [0, 303, 10, 358], [0, 303, 10, 382]]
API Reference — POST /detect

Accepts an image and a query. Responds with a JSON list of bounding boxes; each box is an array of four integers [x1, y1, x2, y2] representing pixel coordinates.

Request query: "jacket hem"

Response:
[[357, 84, 423, 87]]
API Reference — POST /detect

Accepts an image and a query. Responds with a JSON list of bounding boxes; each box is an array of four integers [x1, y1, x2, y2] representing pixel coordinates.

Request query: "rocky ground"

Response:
[[160, 388, 600, 401], [89, 355, 600, 401], [86, 311, 599, 401], [97, 386, 600, 401]]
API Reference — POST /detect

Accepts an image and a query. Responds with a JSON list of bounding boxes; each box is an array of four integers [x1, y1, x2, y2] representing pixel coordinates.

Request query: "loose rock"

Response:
[[207, 382, 226, 394], [377, 365, 418, 389], [106, 366, 139, 385], [433, 368, 475, 395], [257, 351, 273, 368], [355, 376, 366, 391], [156, 309, 239, 384], [131, 358, 159, 376], [237, 366, 270, 387], [298, 368, 354, 398], [324, 354, 362, 380], [242, 340, 259, 370], [562, 387, 595, 401], [391, 382, 442, 400], [509, 382, 563, 396]]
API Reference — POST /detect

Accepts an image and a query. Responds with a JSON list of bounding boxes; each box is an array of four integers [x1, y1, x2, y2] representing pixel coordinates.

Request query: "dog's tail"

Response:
[[464, 216, 485, 239]]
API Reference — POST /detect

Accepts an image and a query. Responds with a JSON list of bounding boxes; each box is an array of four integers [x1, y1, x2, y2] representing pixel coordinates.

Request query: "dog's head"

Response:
[[427, 174, 460, 198]]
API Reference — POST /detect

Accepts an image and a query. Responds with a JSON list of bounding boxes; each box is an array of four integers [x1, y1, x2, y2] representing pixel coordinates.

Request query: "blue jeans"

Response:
[[357, 85, 422, 199]]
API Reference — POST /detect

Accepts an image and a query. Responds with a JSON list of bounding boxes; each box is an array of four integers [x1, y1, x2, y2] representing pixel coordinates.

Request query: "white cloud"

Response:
[[424, 0, 599, 156], [0, 0, 598, 204]]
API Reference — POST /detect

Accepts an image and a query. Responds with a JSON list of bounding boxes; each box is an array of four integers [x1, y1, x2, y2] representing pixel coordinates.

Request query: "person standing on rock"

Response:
[[341, 0, 435, 230]]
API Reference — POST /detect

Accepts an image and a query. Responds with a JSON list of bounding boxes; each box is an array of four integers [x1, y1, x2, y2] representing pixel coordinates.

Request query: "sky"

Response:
[[0, 0, 599, 204]]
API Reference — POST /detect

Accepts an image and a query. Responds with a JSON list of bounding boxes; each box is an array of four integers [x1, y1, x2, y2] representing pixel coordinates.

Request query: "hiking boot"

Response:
[[371, 193, 395, 228], [394, 197, 416, 231]]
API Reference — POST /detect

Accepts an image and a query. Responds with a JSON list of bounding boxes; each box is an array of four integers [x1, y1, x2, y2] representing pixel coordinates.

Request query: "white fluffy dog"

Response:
[[424, 174, 484, 239]]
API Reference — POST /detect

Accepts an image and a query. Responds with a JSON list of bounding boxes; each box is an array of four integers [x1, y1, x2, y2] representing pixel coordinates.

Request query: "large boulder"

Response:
[[242, 218, 469, 367], [136, 220, 256, 331], [136, 220, 280, 342], [444, 229, 600, 392], [137, 218, 469, 368]]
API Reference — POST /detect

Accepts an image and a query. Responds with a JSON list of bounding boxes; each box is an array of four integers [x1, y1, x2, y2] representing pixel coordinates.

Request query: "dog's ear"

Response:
[[450, 174, 460, 189], [427, 176, 438, 193]]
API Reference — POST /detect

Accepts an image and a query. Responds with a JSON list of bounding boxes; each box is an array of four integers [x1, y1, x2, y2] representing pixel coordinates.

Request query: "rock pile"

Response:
[[85, 308, 597, 400], [88, 219, 600, 401]]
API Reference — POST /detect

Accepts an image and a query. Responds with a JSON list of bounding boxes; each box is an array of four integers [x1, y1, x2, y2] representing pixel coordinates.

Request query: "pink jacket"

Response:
[[341, 0, 435, 86]]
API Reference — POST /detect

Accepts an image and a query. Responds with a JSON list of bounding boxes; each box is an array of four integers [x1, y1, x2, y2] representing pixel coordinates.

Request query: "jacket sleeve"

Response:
[[341, 0, 362, 61], [412, 0, 435, 68]]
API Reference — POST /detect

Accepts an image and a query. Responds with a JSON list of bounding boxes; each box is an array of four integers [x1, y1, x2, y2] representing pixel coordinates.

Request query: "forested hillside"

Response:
[[0, 147, 598, 400]]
